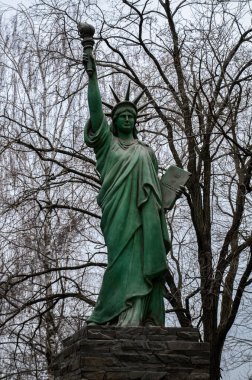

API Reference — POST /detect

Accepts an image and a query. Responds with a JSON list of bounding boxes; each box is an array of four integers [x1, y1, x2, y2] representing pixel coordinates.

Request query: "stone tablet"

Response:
[[161, 165, 191, 210]]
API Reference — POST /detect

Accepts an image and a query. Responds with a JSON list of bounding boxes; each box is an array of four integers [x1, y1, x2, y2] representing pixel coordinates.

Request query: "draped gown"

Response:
[[84, 117, 170, 326]]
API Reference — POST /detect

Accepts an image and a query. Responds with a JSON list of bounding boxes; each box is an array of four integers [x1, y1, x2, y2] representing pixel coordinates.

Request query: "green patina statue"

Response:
[[79, 23, 171, 327]]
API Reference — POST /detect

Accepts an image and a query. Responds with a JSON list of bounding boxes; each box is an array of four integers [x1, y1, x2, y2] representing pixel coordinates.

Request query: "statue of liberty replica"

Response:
[[52, 22, 209, 380], [80, 23, 172, 328]]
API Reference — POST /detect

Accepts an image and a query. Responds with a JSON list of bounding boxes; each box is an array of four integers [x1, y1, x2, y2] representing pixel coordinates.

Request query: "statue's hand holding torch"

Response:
[[78, 22, 95, 77]]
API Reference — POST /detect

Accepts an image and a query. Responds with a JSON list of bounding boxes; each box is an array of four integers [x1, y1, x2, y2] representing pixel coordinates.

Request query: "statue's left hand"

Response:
[[175, 185, 185, 199]]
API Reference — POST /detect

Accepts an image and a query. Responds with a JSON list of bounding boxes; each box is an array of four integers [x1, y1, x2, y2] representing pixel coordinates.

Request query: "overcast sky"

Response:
[[0, 0, 32, 7], [0, 0, 251, 379]]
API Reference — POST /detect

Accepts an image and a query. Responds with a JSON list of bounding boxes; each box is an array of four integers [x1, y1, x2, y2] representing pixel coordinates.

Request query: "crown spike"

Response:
[[102, 101, 114, 110], [110, 86, 120, 103], [125, 82, 131, 101], [133, 88, 146, 105]]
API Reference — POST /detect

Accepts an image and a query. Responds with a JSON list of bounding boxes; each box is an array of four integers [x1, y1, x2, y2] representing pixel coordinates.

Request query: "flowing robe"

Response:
[[84, 117, 170, 325]]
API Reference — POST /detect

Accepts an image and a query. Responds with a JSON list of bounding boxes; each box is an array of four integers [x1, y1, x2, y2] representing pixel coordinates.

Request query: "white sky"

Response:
[[0, 0, 251, 379], [0, 0, 32, 7]]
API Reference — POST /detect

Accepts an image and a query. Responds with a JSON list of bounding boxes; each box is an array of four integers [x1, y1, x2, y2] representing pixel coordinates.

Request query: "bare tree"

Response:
[[0, 1, 252, 379], [0, 5, 105, 379]]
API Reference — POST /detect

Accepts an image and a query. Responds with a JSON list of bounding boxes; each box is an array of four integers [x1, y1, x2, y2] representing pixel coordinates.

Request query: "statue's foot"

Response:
[[143, 319, 156, 327], [117, 297, 144, 327]]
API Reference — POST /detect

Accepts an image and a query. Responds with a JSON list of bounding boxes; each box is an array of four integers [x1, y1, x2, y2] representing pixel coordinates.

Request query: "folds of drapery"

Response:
[[84, 117, 170, 325]]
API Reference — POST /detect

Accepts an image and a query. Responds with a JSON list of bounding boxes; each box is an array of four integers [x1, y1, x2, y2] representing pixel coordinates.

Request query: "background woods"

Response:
[[0, 1, 252, 379]]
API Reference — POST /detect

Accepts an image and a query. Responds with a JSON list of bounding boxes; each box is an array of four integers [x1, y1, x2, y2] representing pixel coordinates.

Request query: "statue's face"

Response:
[[114, 111, 136, 135]]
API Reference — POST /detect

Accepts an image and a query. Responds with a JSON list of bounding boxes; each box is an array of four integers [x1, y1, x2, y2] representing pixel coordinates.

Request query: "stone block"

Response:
[[79, 340, 111, 353], [52, 326, 209, 380], [80, 371, 106, 379], [87, 328, 116, 340], [189, 373, 210, 380], [156, 353, 192, 366], [176, 331, 200, 341], [105, 371, 168, 379]]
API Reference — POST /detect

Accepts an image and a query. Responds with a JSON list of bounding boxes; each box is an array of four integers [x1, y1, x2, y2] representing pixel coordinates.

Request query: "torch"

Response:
[[78, 22, 95, 76]]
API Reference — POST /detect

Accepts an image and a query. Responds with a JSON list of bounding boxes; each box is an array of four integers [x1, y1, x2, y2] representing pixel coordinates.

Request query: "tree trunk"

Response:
[[210, 338, 224, 380]]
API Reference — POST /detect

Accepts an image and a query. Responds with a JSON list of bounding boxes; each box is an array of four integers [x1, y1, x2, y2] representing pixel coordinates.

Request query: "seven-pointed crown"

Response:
[[103, 82, 149, 120]]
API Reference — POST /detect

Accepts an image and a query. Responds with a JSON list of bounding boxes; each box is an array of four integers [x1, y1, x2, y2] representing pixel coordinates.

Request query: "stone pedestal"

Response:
[[52, 326, 209, 380]]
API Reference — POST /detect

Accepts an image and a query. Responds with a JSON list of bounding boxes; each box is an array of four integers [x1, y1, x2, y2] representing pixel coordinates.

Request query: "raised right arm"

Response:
[[85, 55, 104, 133]]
